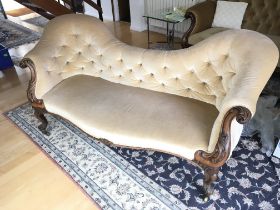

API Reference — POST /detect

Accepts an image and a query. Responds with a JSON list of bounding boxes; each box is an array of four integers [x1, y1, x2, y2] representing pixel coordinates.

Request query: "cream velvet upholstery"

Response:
[[24, 14, 279, 157], [189, 29, 280, 67], [43, 75, 219, 160]]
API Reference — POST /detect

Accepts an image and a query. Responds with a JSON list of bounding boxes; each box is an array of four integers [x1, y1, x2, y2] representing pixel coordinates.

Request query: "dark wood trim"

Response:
[[20, 58, 45, 109], [96, 0, 103, 21], [181, 12, 196, 48], [34, 106, 49, 135], [29, 0, 73, 16], [20, 58, 49, 135], [194, 106, 251, 200], [83, 0, 102, 14]]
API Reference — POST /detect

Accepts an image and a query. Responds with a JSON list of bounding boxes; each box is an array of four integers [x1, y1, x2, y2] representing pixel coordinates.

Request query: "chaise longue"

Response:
[[20, 14, 279, 200]]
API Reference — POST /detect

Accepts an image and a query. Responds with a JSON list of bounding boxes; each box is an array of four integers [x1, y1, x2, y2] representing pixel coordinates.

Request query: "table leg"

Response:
[[147, 17, 150, 49], [167, 22, 169, 48], [172, 23, 175, 49]]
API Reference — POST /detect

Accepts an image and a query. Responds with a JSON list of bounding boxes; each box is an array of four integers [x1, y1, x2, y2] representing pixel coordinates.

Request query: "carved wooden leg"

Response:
[[203, 166, 219, 201], [33, 107, 49, 135], [194, 107, 252, 202]]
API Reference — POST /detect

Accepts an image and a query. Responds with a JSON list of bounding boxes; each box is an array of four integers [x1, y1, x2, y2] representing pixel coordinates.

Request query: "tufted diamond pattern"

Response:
[[26, 14, 278, 112], [24, 14, 279, 154]]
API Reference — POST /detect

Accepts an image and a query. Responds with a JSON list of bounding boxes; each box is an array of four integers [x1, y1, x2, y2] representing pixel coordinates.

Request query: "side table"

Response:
[[143, 10, 185, 50]]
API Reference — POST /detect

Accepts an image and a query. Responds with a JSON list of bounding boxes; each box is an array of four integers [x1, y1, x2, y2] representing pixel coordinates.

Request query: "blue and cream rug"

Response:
[[5, 103, 280, 210], [24, 16, 49, 27], [0, 17, 40, 48]]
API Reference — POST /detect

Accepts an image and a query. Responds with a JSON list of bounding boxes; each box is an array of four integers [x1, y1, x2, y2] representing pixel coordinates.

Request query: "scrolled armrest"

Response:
[[20, 57, 45, 109], [194, 106, 251, 168], [182, 0, 216, 48], [20, 42, 63, 108]]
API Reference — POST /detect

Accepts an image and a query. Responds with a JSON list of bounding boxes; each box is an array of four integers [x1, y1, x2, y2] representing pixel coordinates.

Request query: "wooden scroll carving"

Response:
[[194, 106, 252, 200], [20, 58, 49, 135], [181, 12, 196, 48]]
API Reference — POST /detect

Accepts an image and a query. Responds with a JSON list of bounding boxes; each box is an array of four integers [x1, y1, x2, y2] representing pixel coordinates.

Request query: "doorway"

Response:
[[118, 0, 130, 22]]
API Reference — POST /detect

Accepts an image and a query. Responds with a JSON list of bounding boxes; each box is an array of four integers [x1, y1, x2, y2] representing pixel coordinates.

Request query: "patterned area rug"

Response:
[[24, 16, 49, 27], [5, 103, 280, 210], [0, 18, 40, 48]]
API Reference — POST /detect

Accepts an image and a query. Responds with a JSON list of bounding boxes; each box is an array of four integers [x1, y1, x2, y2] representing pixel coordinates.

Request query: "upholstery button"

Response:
[[186, 88, 191, 91], [139, 79, 142, 82], [175, 77, 178, 80], [163, 66, 167, 69], [139, 63, 143, 67], [150, 73, 154, 76], [88, 44, 91, 47], [129, 69, 133, 72], [66, 61, 70, 65], [81, 67, 84, 70], [100, 70, 103, 73], [202, 82, 207, 85], [120, 59, 123, 62], [91, 61, 94, 64], [119, 75, 122, 78], [78, 51, 82, 55], [161, 83, 165, 86], [219, 76, 223, 80]]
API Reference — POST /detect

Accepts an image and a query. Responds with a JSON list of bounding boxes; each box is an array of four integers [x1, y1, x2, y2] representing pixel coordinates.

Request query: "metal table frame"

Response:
[[143, 14, 182, 49]]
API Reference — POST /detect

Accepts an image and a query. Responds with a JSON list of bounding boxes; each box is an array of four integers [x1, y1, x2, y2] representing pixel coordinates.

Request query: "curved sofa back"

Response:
[[25, 14, 278, 112]]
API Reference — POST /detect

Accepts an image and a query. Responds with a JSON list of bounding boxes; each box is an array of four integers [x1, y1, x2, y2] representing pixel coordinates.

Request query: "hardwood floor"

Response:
[[0, 15, 180, 210], [6, 8, 33, 17]]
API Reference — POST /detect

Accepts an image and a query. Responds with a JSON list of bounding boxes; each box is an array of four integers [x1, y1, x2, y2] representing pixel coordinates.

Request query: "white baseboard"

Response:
[[130, 24, 146, 32]]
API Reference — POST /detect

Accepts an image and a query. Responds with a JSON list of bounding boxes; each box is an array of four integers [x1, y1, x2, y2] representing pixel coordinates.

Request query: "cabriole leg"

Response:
[[203, 166, 219, 201], [33, 107, 49, 135]]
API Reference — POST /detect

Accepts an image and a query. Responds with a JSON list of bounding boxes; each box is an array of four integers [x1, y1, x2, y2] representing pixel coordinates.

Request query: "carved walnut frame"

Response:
[[20, 58, 252, 201]]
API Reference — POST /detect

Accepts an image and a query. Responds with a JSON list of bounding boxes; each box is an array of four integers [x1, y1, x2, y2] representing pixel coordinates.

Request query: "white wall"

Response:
[[84, 0, 119, 21], [2, 1, 24, 11], [129, 0, 204, 32], [129, 0, 146, 31]]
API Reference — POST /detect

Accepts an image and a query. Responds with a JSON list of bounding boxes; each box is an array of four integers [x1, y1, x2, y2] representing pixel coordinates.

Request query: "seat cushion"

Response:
[[189, 27, 228, 45], [43, 75, 219, 160], [267, 35, 280, 67]]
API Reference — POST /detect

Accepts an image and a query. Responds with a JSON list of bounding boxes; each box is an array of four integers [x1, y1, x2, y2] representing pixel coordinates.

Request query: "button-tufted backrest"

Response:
[[25, 14, 278, 112], [218, 0, 280, 36]]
